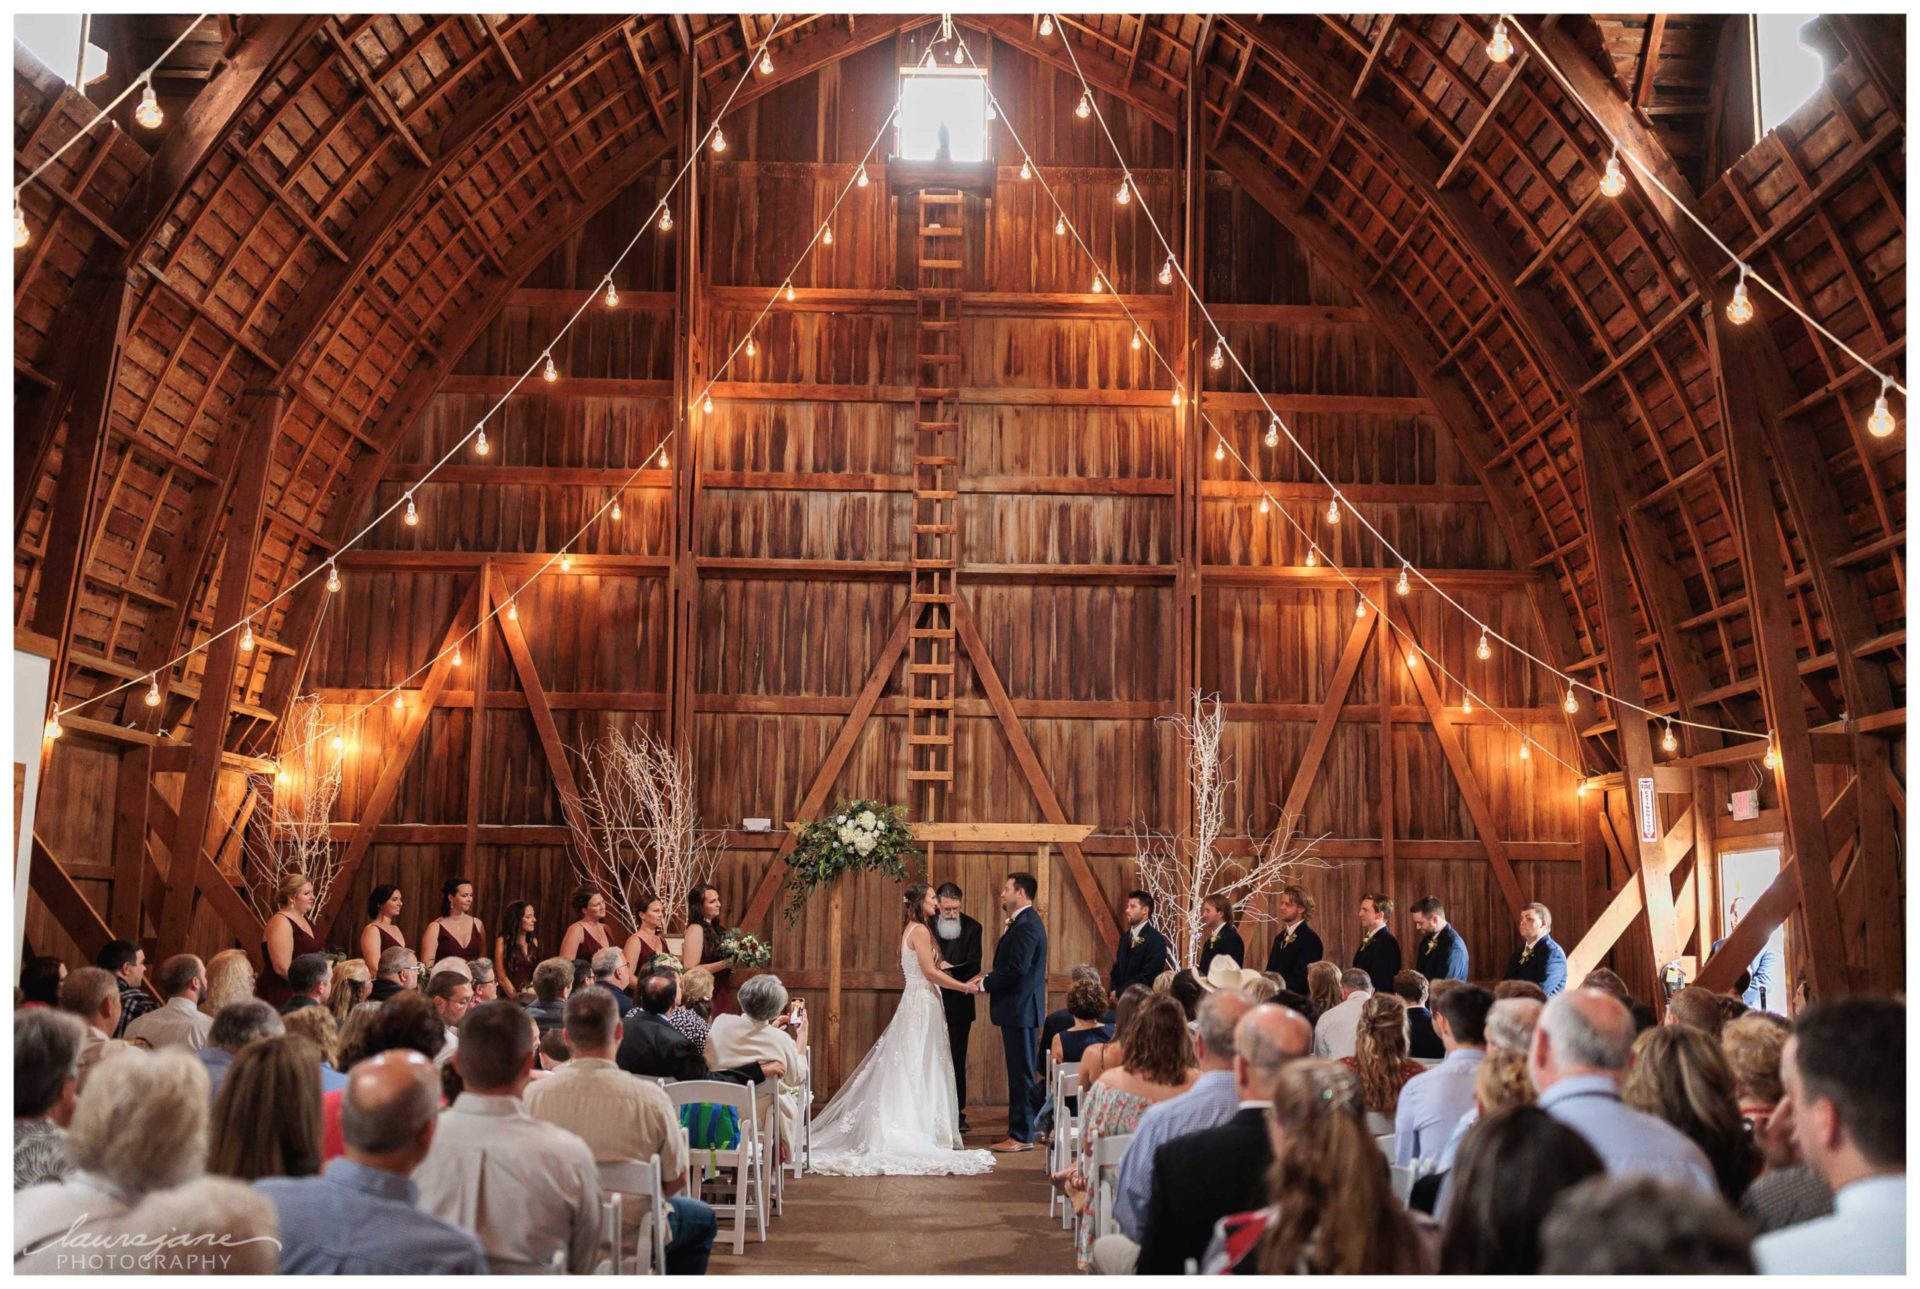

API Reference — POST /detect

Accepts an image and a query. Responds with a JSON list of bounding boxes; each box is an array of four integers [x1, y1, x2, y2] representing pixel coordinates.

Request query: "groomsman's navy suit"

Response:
[[1414, 923, 1470, 983], [1504, 934, 1568, 995], [1110, 920, 1171, 996], [1265, 921, 1324, 995], [981, 904, 1048, 1143], [1197, 924, 1247, 976], [1353, 927, 1402, 994]]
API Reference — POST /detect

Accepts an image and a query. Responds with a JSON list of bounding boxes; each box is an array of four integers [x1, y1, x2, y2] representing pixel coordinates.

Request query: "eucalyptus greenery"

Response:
[[783, 798, 919, 923]]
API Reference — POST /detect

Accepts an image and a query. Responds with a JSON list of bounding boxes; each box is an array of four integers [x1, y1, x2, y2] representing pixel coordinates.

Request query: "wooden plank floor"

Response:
[[710, 1112, 1079, 1275]]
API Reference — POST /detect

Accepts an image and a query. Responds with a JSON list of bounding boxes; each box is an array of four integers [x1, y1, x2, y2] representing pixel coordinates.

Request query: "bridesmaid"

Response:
[[420, 875, 485, 967], [558, 887, 612, 967], [359, 884, 407, 977], [622, 895, 668, 980], [682, 883, 735, 1016], [494, 900, 540, 998], [259, 872, 325, 1010]]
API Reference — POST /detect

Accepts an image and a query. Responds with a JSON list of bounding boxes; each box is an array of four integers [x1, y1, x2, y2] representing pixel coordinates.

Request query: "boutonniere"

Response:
[[1519, 941, 1536, 964], [1129, 928, 1143, 947], [1002, 913, 1017, 932], [1425, 934, 1439, 955], [1360, 930, 1374, 949], [1207, 927, 1221, 947], [1281, 925, 1299, 949]]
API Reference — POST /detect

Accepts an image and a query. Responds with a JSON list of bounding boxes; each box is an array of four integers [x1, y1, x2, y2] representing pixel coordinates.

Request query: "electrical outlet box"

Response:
[[1729, 790, 1760, 822], [743, 817, 772, 832]]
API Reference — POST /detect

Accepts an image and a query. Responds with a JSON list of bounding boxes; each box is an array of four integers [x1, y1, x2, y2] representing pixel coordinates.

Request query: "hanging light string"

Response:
[[953, 27, 1582, 780], [266, 38, 935, 768], [13, 14, 213, 209], [50, 14, 788, 726], [1039, 15, 1770, 747], [1500, 15, 1905, 400]]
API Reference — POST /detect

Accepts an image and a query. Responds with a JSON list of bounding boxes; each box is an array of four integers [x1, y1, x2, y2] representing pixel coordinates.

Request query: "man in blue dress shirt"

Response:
[[1410, 895, 1470, 982], [258, 1050, 487, 1273], [1503, 901, 1568, 995]]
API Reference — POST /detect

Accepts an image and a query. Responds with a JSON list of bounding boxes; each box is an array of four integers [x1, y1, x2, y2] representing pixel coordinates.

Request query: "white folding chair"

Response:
[[785, 1049, 812, 1181], [1092, 1132, 1133, 1241], [1365, 1110, 1394, 1136], [598, 1156, 669, 1275], [1374, 1132, 1397, 1159], [1049, 1068, 1080, 1222], [667, 1080, 769, 1254], [1389, 1163, 1416, 1204]]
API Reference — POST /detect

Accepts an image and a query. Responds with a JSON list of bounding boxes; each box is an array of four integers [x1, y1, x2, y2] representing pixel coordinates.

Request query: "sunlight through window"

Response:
[[897, 68, 989, 162], [1755, 14, 1826, 136], [15, 15, 109, 87]]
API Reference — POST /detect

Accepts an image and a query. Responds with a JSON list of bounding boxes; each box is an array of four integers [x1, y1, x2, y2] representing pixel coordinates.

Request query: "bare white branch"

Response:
[[562, 726, 718, 936], [243, 696, 343, 922]]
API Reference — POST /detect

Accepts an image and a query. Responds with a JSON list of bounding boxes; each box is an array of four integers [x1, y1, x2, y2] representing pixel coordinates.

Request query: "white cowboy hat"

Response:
[[1197, 955, 1263, 994]]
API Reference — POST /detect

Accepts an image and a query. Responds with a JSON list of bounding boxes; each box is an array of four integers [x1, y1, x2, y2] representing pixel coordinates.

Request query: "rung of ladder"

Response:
[[913, 524, 957, 534], [915, 490, 957, 500], [919, 226, 962, 237], [910, 627, 955, 639], [906, 769, 955, 783], [918, 352, 962, 364], [916, 455, 957, 466], [911, 591, 955, 603], [919, 258, 962, 270], [908, 733, 954, 745], [911, 560, 957, 571], [915, 419, 959, 431], [921, 320, 959, 331], [916, 387, 958, 400], [907, 696, 955, 709]]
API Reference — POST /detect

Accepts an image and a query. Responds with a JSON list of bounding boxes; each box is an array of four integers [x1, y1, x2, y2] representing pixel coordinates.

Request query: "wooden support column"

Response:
[[463, 564, 491, 872], [1171, 36, 1207, 846], [109, 750, 155, 937], [665, 32, 703, 765], [1376, 585, 1397, 902], [156, 390, 284, 955]]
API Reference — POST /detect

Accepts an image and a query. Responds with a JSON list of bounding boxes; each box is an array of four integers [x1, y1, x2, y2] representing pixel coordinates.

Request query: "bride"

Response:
[[807, 883, 996, 1177]]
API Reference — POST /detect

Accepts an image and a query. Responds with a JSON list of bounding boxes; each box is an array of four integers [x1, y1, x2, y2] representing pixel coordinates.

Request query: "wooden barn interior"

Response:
[[13, 11, 1906, 1125]]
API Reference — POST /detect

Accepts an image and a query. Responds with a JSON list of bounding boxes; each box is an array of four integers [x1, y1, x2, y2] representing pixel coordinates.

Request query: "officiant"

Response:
[[932, 881, 984, 1134]]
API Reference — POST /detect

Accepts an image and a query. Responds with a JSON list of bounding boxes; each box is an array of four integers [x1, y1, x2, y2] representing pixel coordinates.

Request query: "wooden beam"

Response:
[[29, 834, 115, 960], [486, 574, 596, 851], [1279, 611, 1377, 820]]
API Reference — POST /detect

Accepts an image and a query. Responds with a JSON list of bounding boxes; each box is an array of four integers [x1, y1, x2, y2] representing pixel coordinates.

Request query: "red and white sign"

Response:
[[1636, 775, 1659, 843]]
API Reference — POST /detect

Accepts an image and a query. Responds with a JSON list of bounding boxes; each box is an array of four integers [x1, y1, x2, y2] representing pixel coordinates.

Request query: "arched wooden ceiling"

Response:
[[13, 14, 1905, 785]]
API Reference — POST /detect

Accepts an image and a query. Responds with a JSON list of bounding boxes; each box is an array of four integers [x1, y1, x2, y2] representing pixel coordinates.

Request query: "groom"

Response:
[[971, 871, 1048, 1152]]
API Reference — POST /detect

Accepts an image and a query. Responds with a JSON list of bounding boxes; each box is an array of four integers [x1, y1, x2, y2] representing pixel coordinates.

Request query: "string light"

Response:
[[1091, 272, 1104, 293], [1075, 92, 1091, 119], [239, 622, 255, 653], [703, 393, 715, 413], [1264, 417, 1280, 449], [656, 201, 674, 233], [1461, 692, 1473, 714], [953, 39, 966, 64], [506, 598, 518, 622], [14, 197, 29, 250], [1763, 736, 1777, 771], [392, 690, 405, 712], [745, 334, 757, 358], [1170, 387, 1183, 408], [759, 48, 774, 75], [1019, 157, 1031, 180], [474, 427, 489, 456], [655, 447, 668, 468], [1157, 257, 1173, 286], [611, 498, 623, 521], [1039, 14, 1053, 37], [1407, 649, 1419, 668], [1325, 495, 1342, 525], [1355, 600, 1367, 619], [1476, 630, 1491, 661], [1209, 338, 1225, 370], [1562, 684, 1580, 715], [1598, 152, 1626, 198], [1131, 328, 1142, 351], [1115, 177, 1131, 206], [785, 283, 796, 302], [44, 716, 61, 741], [1486, 19, 1513, 63], [1726, 266, 1755, 325], [403, 495, 419, 526], [1661, 720, 1678, 753], [1213, 441, 1225, 462], [133, 82, 163, 130], [1519, 738, 1531, 760], [1258, 496, 1269, 514], [1054, 215, 1066, 236], [331, 733, 345, 753], [542, 353, 558, 383], [273, 761, 287, 783], [326, 563, 341, 594], [985, 101, 996, 122], [145, 676, 162, 707], [604, 278, 619, 307], [711, 126, 728, 154], [1868, 378, 1898, 437], [1396, 563, 1411, 596], [856, 165, 870, 188], [821, 225, 834, 246], [452, 643, 463, 667], [560, 549, 572, 572]]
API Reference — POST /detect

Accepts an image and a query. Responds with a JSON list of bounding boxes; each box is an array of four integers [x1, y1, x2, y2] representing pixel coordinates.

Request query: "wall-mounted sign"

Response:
[[1637, 775, 1659, 844], [1730, 789, 1760, 822]]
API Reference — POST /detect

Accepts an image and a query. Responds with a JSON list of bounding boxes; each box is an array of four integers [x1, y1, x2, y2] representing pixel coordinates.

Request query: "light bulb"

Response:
[[856, 164, 869, 188], [145, 676, 162, 707], [393, 690, 405, 711], [745, 334, 757, 358], [1115, 178, 1130, 206], [506, 599, 518, 622], [1461, 692, 1473, 715], [1265, 417, 1280, 448], [1039, 15, 1054, 37], [821, 225, 833, 246], [1476, 631, 1491, 661], [1487, 19, 1513, 63], [1054, 215, 1066, 236], [759, 49, 774, 75], [240, 622, 255, 652], [1763, 737, 1777, 771], [326, 563, 341, 593], [1868, 382, 1897, 437], [1258, 496, 1269, 514], [1396, 564, 1411, 596], [703, 393, 715, 413], [1355, 600, 1367, 619], [1158, 257, 1173, 286], [14, 197, 29, 250], [561, 550, 572, 572], [711, 126, 728, 154], [1213, 441, 1225, 462], [1519, 739, 1531, 760], [475, 427, 489, 456], [954, 41, 966, 64], [1661, 721, 1677, 753], [604, 279, 619, 307], [1170, 388, 1183, 408], [656, 448, 668, 468], [44, 716, 61, 741], [452, 643, 463, 667], [1563, 685, 1579, 714], [1131, 328, 1142, 351], [1091, 274, 1104, 294], [785, 283, 796, 301], [1019, 157, 1032, 180], [1209, 338, 1225, 370], [331, 733, 344, 753], [1599, 152, 1626, 198], [404, 495, 418, 526], [134, 83, 163, 129], [273, 761, 287, 783], [1407, 650, 1419, 668], [1726, 269, 1754, 325], [985, 101, 996, 122], [611, 498, 623, 521], [658, 204, 673, 232], [542, 353, 558, 382], [1326, 496, 1342, 524], [1076, 93, 1091, 120], [1305, 547, 1318, 568]]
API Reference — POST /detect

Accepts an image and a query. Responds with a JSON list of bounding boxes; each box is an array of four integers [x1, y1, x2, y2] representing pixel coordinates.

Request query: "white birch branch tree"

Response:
[[244, 696, 343, 922], [563, 726, 717, 937]]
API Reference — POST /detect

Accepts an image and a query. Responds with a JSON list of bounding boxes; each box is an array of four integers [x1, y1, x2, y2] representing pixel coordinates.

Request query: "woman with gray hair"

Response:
[[705, 974, 810, 1159], [15, 1048, 211, 1269], [15, 1010, 87, 1189]]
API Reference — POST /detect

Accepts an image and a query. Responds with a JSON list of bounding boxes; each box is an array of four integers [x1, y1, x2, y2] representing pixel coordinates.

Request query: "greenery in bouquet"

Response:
[[716, 930, 772, 969], [782, 798, 919, 923]]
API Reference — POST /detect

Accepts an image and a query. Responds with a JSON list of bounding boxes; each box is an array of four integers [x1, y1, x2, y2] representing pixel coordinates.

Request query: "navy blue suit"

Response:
[[981, 905, 1048, 1141], [1504, 934, 1568, 995], [1198, 925, 1246, 976], [1111, 921, 1171, 996], [1353, 928, 1402, 994], [1413, 924, 1470, 983], [1265, 921, 1324, 995]]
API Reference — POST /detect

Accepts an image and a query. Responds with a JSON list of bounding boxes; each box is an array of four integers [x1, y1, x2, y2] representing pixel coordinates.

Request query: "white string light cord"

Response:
[[12, 14, 213, 238], [1039, 14, 1770, 750], [265, 40, 935, 768], [50, 15, 789, 728], [1500, 14, 1906, 405], [952, 27, 1585, 780]]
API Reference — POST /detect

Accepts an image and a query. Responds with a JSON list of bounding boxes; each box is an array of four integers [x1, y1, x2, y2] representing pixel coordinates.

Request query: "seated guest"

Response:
[[1624, 1025, 1759, 1202], [15, 1010, 85, 1189], [1529, 989, 1716, 1192], [322, 993, 446, 1160], [198, 1000, 284, 1103], [1352, 893, 1402, 993], [426, 969, 476, 1067], [1753, 998, 1904, 1274], [526, 991, 718, 1274], [1665, 984, 1726, 1037], [327, 960, 372, 1025], [1107, 1002, 1309, 1275], [1432, 993, 1538, 1172], [1724, 1014, 1832, 1234], [588, 945, 635, 1012], [1394, 969, 1443, 1059], [210, 1034, 325, 1181], [1263, 883, 1323, 994], [94, 1176, 280, 1274], [669, 966, 716, 1045], [416, 1001, 602, 1273], [1410, 895, 1469, 982], [1202, 1060, 1429, 1274], [280, 952, 333, 1016], [1310, 968, 1374, 1060], [1110, 890, 1172, 997], [527, 955, 574, 1032], [620, 969, 710, 1080], [708, 974, 811, 1159], [1503, 902, 1567, 995], [1166, 968, 1205, 1025], [14, 1049, 209, 1270], [282, 1004, 350, 1092], [1303, 960, 1343, 1023], [1578, 966, 1633, 1004], [1196, 893, 1246, 975], [1040, 964, 1103, 1062], [96, 939, 156, 1037], [1539, 1175, 1754, 1273], [20, 955, 66, 1008], [1495, 978, 1548, 1003], [124, 954, 213, 1051], [1078, 983, 1150, 1088], [334, 1002, 385, 1071], [202, 947, 256, 1013], [1438, 1105, 1604, 1273], [257, 1050, 485, 1273], [1343, 993, 1425, 1122], [369, 946, 422, 1003], [58, 967, 130, 1091], [1050, 977, 1117, 1078], [537, 1028, 572, 1072], [1395, 981, 1490, 1164], [1240, 975, 1279, 1004]]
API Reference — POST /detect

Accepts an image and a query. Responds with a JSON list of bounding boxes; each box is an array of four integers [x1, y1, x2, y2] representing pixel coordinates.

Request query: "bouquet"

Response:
[[716, 930, 771, 969], [783, 798, 919, 922]]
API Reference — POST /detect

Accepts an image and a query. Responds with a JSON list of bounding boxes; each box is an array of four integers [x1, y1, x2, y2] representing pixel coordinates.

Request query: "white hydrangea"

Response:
[[857, 809, 878, 831], [837, 826, 856, 845], [853, 835, 875, 856]]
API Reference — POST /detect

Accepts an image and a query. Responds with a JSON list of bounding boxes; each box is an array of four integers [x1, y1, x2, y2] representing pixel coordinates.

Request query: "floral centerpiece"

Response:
[[716, 930, 771, 969], [782, 798, 919, 923]]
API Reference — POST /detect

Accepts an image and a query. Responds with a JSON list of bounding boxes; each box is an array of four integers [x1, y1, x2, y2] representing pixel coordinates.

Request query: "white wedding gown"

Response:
[[806, 930, 996, 1177]]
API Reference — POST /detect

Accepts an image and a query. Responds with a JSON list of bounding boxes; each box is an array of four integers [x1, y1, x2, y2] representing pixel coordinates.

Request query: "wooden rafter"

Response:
[[486, 574, 595, 852], [1278, 611, 1377, 821]]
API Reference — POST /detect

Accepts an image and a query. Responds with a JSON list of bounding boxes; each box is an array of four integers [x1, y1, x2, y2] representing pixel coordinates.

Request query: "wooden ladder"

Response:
[[908, 188, 964, 818]]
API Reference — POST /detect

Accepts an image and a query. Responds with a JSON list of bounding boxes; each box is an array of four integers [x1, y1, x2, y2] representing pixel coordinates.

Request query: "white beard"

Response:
[[934, 915, 962, 939]]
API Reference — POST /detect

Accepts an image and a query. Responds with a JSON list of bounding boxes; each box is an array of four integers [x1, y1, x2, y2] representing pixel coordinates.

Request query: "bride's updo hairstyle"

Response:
[[903, 882, 931, 926]]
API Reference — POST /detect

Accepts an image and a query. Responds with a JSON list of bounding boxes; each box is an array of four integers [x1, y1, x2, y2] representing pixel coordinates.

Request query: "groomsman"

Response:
[[1410, 896, 1470, 982], [1264, 884, 1324, 995], [1503, 901, 1568, 995], [1110, 891, 1171, 996], [1353, 893, 1402, 994], [1196, 894, 1246, 975], [931, 882, 984, 1133]]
